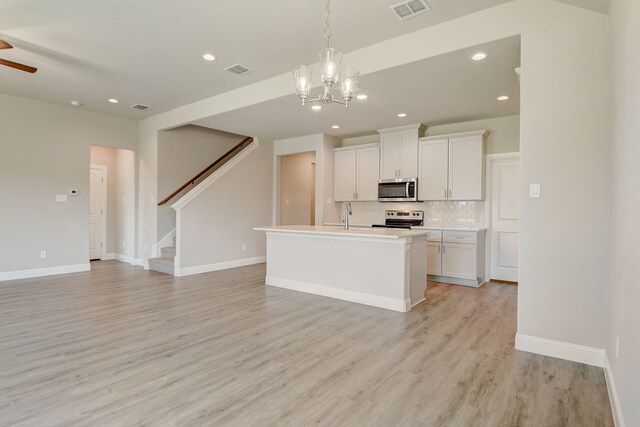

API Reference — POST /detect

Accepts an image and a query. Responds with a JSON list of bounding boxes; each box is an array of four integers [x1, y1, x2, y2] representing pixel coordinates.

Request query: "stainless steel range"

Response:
[[371, 210, 424, 229]]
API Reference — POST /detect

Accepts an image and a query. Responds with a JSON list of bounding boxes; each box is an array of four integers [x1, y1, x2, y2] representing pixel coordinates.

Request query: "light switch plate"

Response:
[[529, 183, 541, 198]]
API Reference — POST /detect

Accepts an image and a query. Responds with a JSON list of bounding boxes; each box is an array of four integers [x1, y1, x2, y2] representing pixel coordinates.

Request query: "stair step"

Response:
[[161, 246, 176, 257], [148, 257, 174, 275]]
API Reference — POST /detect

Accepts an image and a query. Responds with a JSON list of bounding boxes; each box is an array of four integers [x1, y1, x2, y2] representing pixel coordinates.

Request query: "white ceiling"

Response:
[[0, 0, 515, 118], [194, 37, 521, 140], [0, 0, 606, 141]]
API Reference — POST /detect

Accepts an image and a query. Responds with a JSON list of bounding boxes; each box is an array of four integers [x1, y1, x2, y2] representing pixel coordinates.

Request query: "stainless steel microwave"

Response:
[[378, 178, 418, 202]]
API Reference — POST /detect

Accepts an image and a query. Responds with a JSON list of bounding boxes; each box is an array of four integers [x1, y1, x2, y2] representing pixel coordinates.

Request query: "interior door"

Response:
[[490, 157, 520, 282], [89, 167, 104, 260]]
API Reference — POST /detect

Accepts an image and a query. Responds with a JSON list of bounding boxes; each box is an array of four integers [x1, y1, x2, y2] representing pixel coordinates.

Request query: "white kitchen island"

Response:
[[253, 225, 428, 312]]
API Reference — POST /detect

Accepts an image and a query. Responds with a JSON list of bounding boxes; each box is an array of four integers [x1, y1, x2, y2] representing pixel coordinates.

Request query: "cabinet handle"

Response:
[[443, 245, 446, 254], [353, 192, 356, 200], [444, 189, 447, 199], [355, 192, 358, 200], [449, 189, 452, 198]]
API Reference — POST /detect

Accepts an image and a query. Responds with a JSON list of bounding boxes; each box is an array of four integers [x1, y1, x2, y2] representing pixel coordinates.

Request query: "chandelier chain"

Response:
[[323, 0, 331, 48]]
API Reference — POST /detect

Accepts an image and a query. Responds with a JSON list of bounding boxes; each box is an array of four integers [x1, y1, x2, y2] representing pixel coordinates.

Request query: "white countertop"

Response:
[[254, 225, 429, 239], [323, 223, 487, 232]]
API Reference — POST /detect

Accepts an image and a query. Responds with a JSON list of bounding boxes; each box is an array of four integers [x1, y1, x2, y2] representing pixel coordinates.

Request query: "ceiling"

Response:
[[0, 0, 516, 118], [0, 0, 605, 141], [194, 36, 521, 140]]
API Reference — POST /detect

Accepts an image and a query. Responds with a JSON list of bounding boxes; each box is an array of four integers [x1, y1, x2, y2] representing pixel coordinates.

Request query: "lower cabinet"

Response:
[[425, 229, 486, 287]]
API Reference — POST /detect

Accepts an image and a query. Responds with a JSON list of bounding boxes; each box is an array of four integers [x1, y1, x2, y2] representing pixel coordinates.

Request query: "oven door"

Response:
[[378, 179, 417, 202]]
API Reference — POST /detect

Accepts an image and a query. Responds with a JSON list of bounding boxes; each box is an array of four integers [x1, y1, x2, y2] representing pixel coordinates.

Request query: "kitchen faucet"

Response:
[[344, 202, 352, 230]]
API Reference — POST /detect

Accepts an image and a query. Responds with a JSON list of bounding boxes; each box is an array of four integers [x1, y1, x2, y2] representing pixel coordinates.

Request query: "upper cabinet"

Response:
[[334, 144, 380, 202], [378, 124, 426, 180], [418, 130, 488, 201]]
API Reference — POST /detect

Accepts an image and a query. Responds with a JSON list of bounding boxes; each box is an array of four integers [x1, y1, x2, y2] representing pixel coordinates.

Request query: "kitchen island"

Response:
[[253, 225, 428, 312]]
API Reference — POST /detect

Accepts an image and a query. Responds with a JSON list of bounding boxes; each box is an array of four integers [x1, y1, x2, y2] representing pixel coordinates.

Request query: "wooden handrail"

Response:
[[157, 136, 253, 206]]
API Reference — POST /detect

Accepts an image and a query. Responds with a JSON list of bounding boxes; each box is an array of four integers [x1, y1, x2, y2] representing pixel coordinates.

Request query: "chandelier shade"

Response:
[[292, 0, 360, 108]]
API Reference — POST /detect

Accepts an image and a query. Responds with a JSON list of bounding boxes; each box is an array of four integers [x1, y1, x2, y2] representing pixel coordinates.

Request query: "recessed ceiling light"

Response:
[[108, 98, 119, 104], [356, 94, 368, 100], [332, 125, 340, 129], [311, 105, 322, 111], [202, 53, 216, 62], [70, 100, 82, 107], [471, 52, 487, 61], [497, 95, 510, 101], [397, 113, 407, 118]]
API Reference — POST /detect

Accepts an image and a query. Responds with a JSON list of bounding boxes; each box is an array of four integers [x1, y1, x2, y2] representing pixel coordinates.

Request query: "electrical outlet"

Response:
[[615, 336, 620, 360], [241, 244, 247, 251], [40, 250, 47, 259]]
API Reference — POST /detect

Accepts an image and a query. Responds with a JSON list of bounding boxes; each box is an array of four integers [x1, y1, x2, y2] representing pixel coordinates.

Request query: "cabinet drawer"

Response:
[[443, 230, 477, 244], [425, 230, 442, 242]]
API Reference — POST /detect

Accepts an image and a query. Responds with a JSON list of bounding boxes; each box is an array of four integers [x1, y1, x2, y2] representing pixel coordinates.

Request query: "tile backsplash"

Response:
[[340, 201, 485, 228]]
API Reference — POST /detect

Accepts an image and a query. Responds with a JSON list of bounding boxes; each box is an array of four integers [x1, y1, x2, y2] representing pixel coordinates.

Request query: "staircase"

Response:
[[148, 238, 176, 275], [148, 136, 254, 276]]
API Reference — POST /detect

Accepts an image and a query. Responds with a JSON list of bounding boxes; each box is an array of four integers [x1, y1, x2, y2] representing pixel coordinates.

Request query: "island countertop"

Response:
[[254, 225, 429, 239]]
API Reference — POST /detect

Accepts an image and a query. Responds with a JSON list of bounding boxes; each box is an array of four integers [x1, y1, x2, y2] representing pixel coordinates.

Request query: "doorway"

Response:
[[89, 165, 106, 260], [487, 153, 520, 282], [279, 151, 317, 226]]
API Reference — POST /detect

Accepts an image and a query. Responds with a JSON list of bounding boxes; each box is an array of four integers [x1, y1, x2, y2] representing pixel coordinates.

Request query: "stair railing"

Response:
[[157, 136, 253, 206]]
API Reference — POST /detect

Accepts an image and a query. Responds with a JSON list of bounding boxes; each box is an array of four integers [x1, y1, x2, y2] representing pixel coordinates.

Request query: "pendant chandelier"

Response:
[[293, 0, 359, 108]]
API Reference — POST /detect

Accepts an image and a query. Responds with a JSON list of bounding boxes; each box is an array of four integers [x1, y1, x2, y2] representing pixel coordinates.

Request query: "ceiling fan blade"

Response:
[[0, 58, 37, 73], [0, 40, 13, 50]]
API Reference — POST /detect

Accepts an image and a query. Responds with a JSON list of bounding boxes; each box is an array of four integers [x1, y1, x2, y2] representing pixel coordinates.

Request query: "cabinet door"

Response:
[[418, 139, 449, 200], [449, 135, 484, 200], [426, 242, 442, 276], [399, 129, 418, 178], [379, 133, 399, 180], [356, 146, 380, 201], [442, 243, 477, 280], [334, 149, 356, 201]]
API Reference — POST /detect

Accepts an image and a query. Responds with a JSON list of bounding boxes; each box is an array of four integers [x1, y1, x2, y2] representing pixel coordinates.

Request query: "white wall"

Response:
[[115, 149, 136, 261], [177, 140, 273, 270], [0, 93, 137, 275], [607, 0, 640, 425], [157, 125, 242, 239], [279, 152, 316, 226]]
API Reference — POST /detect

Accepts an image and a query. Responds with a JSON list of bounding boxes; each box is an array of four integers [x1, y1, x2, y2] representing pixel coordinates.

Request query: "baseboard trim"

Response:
[[604, 353, 626, 427], [266, 276, 409, 312], [515, 333, 605, 367], [177, 256, 265, 277], [104, 253, 116, 260], [428, 274, 481, 287], [0, 263, 91, 282]]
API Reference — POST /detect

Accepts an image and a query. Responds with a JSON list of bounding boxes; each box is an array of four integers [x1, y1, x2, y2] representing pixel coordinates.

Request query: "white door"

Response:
[[449, 135, 484, 200], [399, 129, 418, 178], [356, 146, 379, 201], [490, 157, 520, 281], [418, 139, 448, 200], [89, 167, 105, 260], [334, 149, 356, 202], [379, 132, 399, 180]]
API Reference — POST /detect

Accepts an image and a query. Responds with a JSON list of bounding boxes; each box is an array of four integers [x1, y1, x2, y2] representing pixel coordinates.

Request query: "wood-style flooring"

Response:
[[0, 261, 613, 426]]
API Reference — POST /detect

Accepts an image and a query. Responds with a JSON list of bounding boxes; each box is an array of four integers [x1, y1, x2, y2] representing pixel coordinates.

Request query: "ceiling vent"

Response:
[[390, 0, 430, 21], [131, 104, 150, 111], [225, 64, 252, 75]]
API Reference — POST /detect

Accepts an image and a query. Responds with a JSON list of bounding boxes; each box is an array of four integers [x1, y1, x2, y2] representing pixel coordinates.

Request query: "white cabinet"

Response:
[[378, 124, 426, 180], [418, 130, 487, 201], [334, 144, 380, 202], [442, 243, 477, 280], [424, 229, 486, 287], [426, 242, 442, 276]]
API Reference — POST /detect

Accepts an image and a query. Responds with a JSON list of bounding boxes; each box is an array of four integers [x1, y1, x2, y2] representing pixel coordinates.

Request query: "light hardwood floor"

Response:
[[0, 261, 613, 426]]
